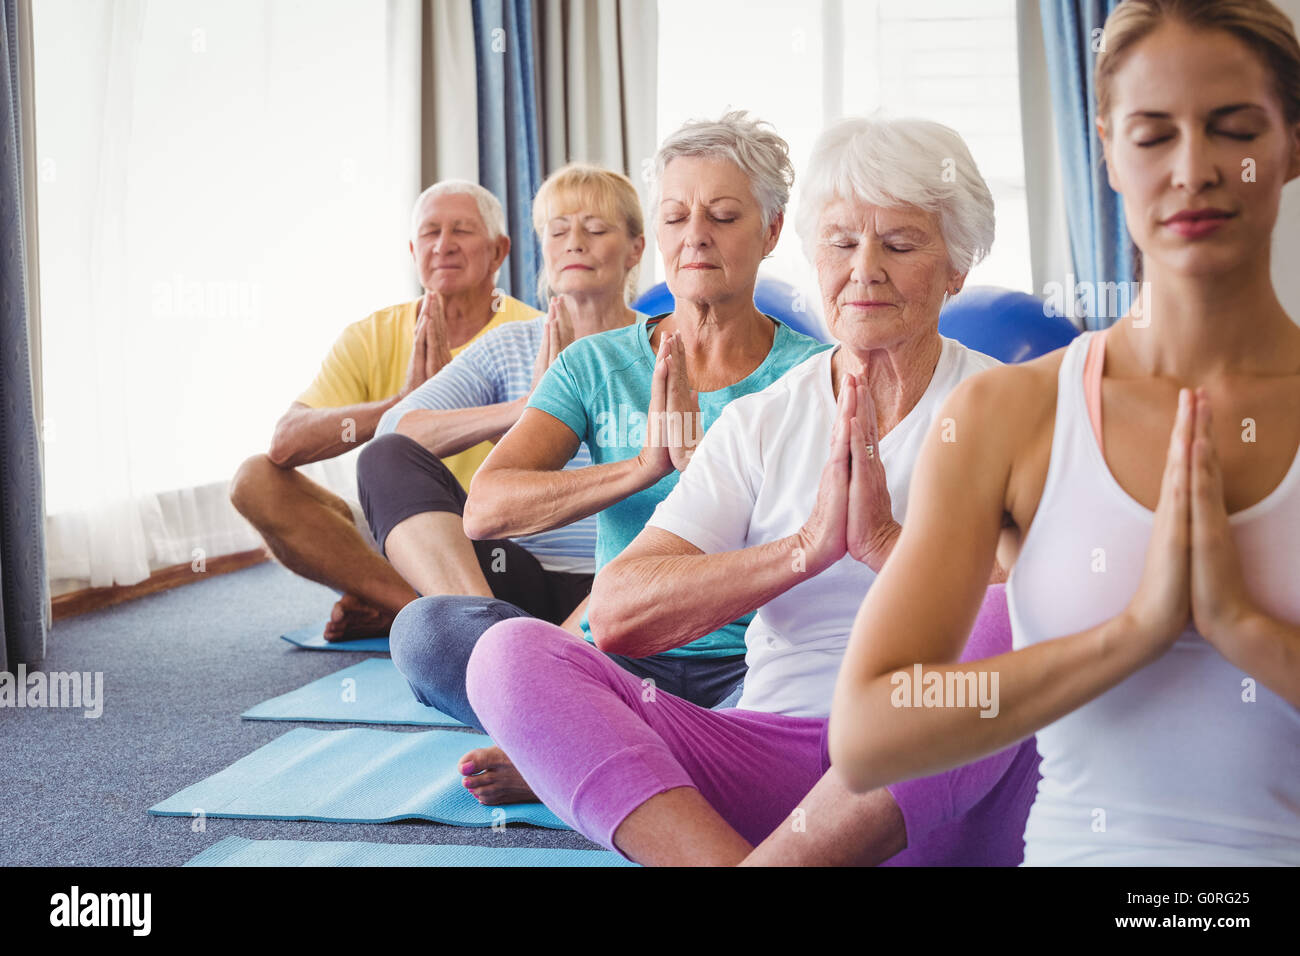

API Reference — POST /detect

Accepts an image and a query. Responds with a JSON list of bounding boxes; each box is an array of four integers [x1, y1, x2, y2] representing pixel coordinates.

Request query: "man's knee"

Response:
[[230, 453, 281, 521]]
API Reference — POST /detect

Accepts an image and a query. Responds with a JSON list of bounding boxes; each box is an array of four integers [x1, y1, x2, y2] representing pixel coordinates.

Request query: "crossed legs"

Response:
[[464, 617, 828, 865], [229, 453, 418, 639]]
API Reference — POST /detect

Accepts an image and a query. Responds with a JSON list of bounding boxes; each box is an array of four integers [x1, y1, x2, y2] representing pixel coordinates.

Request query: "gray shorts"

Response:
[[344, 496, 380, 553]]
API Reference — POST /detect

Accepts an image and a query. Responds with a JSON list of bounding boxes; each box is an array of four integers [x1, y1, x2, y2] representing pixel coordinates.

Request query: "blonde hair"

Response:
[[532, 163, 645, 304], [1096, 0, 1300, 129]]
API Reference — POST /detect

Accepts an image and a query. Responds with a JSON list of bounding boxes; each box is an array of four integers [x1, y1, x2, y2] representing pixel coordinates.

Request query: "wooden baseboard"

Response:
[[52, 548, 270, 621]]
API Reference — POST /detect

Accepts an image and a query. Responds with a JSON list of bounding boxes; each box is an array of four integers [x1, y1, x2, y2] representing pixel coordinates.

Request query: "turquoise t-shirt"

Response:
[[528, 312, 831, 657]]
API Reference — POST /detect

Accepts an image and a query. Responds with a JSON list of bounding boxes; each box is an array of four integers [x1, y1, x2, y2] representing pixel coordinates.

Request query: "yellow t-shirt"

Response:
[[297, 294, 541, 488]]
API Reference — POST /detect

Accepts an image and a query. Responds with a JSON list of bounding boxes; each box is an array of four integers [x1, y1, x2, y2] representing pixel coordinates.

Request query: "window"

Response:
[[656, 0, 1031, 322]]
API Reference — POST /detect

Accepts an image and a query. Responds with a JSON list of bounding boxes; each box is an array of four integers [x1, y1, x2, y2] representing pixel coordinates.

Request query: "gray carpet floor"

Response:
[[0, 562, 601, 865]]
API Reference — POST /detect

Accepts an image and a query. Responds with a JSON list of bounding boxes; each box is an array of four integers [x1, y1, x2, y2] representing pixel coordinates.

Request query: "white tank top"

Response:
[[1006, 331, 1300, 865]]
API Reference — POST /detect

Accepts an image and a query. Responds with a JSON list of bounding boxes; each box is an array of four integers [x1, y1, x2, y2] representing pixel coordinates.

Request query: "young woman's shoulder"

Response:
[[942, 346, 1065, 433], [934, 345, 1065, 474], [931, 345, 1070, 533]]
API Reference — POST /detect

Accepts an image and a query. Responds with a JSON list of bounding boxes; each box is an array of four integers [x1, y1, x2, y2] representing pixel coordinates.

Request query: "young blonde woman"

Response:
[[831, 0, 1300, 865]]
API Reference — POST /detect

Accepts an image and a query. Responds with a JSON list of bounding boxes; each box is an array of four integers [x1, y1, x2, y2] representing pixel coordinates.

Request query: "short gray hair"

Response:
[[652, 110, 794, 229], [409, 180, 507, 243], [794, 115, 995, 274]]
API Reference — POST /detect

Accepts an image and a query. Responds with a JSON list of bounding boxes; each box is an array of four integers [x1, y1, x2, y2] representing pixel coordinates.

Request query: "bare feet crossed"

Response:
[[459, 745, 539, 805], [323, 592, 395, 642]]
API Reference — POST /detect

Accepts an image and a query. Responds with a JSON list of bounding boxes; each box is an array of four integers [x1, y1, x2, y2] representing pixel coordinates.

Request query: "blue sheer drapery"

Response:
[[472, 0, 544, 308], [1040, 0, 1135, 330]]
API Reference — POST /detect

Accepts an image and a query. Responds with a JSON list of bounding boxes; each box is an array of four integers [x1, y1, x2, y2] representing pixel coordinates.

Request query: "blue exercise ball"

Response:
[[632, 277, 830, 343], [938, 286, 1079, 364], [630, 282, 676, 321]]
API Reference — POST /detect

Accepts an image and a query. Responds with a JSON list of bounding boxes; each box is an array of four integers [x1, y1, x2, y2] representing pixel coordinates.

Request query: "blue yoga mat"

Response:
[[281, 623, 390, 653], [242, 659, 464, 727], [149, 727, 569, 829], [186, 836, 632, 867]]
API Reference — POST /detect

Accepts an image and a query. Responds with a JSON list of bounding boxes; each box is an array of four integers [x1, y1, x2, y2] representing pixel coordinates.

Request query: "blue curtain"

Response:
[[0, 0, 48, 669], [1040, 0, 1134, 330], [472, 0, 543, 308]]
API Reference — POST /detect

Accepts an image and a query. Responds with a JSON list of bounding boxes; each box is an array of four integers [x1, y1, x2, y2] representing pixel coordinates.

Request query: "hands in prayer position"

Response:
[[1126, 387, 1268, 663], [403, 291, 454, 396], [798, 372, 901, 575], [528, 295, 577, 395], [638, 331, 702, 478]]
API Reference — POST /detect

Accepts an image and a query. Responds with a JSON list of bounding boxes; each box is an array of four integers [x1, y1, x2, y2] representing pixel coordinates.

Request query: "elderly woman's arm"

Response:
[[588, 527, 830, 657], [592, 373, 1014, 658], [394, 400, 527, 459], [828, 364, 1193, 793], [590, 379, 860, 655], [462, 407, 667, 539], [464, 331, 693, 540]]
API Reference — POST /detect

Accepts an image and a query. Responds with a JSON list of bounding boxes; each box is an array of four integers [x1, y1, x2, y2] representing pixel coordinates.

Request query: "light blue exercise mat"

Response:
[[185, 836, 633, 867], [149, 727, 570, 830], [280, 623, 390, 653], [242, 659, 465, 727]]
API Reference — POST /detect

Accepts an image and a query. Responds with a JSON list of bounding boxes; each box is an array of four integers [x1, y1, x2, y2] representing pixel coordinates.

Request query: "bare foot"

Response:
[[323, 593, 395, 642], [459, 745, 539, 805]]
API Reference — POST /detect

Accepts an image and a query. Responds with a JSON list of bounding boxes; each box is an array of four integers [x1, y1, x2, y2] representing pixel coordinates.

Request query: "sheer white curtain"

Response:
[[421, 0, 478, 184], [34, 0, 421, 589]]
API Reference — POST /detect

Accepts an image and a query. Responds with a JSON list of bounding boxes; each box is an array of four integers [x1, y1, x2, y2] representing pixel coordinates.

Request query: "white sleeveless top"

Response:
[[1006, 331, 1300, 865]]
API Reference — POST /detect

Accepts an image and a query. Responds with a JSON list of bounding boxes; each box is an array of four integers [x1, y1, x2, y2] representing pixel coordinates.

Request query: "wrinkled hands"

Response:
[[637, 331, 701, 479], [403, 291, 453, 395], [528, 295, 576, 395], [797, 373, 900, 575]]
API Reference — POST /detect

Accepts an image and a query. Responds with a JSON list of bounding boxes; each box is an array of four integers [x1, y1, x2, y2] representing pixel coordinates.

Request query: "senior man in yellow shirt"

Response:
[[230, 181, 540, 640]]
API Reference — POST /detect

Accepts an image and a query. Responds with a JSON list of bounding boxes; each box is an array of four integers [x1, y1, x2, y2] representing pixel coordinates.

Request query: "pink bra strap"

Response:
[[1083, 329, 1109, 452]]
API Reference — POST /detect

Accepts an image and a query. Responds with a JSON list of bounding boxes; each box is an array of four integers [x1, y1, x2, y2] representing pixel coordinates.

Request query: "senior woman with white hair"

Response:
[[462, 115, 1042, 866], [387, 111, 827, 803]]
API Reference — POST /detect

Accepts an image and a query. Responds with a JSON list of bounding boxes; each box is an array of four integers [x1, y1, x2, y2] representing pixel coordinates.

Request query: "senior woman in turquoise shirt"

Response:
[[388, 109, 828, 803]]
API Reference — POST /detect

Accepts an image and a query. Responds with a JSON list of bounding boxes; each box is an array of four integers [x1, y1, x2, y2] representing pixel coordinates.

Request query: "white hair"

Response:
[[794, 115, 995, 274], [652, 110, 794, 229], [409, 180, 507, 243]]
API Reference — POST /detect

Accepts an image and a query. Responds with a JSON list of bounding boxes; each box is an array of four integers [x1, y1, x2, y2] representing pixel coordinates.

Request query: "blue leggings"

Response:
[[390, 594, 747, 733]]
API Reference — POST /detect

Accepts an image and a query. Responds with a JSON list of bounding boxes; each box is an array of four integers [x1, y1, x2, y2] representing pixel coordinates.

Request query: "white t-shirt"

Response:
[[646, 337, 1001, 717]]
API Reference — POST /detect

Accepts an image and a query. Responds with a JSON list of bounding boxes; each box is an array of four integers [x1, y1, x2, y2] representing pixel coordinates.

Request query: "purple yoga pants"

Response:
[[465, 584, 1041, 864]]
